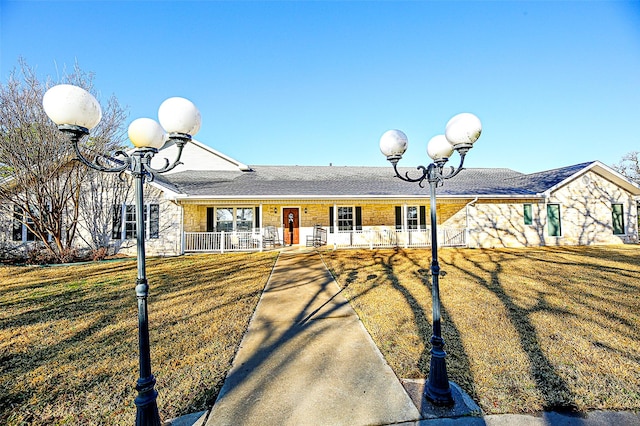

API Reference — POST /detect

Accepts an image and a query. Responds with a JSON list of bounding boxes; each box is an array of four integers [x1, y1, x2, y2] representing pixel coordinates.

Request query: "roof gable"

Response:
[[150, 139, 250, 174]]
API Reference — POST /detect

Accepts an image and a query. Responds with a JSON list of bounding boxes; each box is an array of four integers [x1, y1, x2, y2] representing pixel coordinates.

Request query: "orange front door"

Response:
[[283, 208, 299, 245]]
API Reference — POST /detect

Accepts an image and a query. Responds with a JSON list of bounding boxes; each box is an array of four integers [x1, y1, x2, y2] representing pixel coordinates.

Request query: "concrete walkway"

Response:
[[205, 251, 421, 426]]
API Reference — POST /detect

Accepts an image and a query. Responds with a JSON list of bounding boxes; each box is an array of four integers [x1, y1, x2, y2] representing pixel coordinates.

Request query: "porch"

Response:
[[183, 226, 467, 253]]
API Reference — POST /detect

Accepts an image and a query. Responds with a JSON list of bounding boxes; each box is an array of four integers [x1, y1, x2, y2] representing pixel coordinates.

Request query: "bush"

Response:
[[26, 246, 78, 265], [91, 246, 109, 261]]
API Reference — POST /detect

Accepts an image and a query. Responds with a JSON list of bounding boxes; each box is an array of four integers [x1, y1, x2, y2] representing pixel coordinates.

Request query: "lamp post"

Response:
[[379, 113, 481, 406], [43, 84, 201, 425]]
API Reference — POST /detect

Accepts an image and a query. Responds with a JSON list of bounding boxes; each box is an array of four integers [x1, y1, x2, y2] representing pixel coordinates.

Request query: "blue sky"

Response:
[[1, 1, 639, 173]]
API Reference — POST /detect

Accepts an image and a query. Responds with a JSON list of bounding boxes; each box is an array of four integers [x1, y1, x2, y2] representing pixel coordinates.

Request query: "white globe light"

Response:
[[445, 113, 482, 147], [128, 118, 166, 149], [379, 129, 409, 158], [42, 84, 102, 130], [427, 134, 454, 161], [158, 97, 201, 135]]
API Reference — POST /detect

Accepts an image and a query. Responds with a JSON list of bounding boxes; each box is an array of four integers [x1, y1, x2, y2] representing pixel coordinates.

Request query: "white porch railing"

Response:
[[183, 227, 466, 252], [184, 231, 262, 253], [331, 227, 466, 249]]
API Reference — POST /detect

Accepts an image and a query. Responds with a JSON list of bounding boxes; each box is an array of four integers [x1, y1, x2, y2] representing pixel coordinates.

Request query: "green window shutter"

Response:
[[547, 204, 561, 237], [395, 206, 402, 230], [206, 207, 215, 232], [112, 204, 122, 240], [329, 207, 334, 233], [149, 204, 160, 239], [355, 206, 362, 231], [523, 204, 533, 225], [612, 204, 624, 235], [419, 206, 427, 229]]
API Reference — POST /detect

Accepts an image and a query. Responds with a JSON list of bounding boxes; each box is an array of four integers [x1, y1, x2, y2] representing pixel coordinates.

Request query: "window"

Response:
[[124, 205, 137, 239], [523, 204, 533, 225], [12, 206, 36, 242], [216, 208, 233, 232], [547, 204, 562, 237], [236, 208, 253, 231], [208, 207, 257, 232], [337, 207, 353, 231], [329, 206, 362, 232], [612, 204, 625, 235], [395, 206, 427, 230], [112, 204, 159, 240], [407, 206, 418, 229]]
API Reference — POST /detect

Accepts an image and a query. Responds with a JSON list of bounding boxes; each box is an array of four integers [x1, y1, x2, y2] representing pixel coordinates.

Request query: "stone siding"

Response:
[[458, 171, 639, 248]]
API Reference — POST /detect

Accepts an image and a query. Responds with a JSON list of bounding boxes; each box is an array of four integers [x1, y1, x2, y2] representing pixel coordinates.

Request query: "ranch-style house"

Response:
[[5, 139, 640, 256]]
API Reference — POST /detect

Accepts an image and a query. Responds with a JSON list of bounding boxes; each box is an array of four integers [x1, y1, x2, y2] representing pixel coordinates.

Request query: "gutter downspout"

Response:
[[465, 197, 478, 248]]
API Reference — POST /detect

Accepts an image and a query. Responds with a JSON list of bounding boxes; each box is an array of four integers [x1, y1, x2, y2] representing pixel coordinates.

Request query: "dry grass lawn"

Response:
[[0, 252, 278, 425], [2, 246, 639, 424], [320, 245, 640, 415]]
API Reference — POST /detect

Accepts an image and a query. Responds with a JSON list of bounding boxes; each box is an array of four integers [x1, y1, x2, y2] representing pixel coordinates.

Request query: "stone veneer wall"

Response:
[[115, 184, 183, 257], [450, 171, 639, 248]]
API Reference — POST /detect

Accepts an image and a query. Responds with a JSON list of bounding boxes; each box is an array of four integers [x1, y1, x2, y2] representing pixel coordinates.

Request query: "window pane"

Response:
[[523, 204, 533, 225], [149, 204, 160, 239], [237, 208, 253, 231], [612, 204, 624, 235], [216, 208, 233, 232], [125, 205, 136, 239], [547, 204, 561, 237], [337, 207, 353, 231], [407, 206, 418, 230], [25, 215, 36, 241]]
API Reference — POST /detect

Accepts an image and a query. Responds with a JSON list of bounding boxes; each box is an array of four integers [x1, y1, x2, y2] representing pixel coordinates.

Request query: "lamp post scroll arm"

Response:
[[59, 124, 131, 174], [144, 134, 190, 175], [391, 162, 430, 188]]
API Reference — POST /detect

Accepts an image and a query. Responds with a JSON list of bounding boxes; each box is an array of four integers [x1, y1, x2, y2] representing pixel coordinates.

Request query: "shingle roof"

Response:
[[154, 162, 597, 199]]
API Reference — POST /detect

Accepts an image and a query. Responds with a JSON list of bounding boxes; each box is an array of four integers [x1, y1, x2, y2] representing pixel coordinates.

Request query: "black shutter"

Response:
[[355, 206, 362, 231], [329, 207, 334, 233], [395, 206, 402, 230], [112, 205, 122, 240], [13, 205, 22, 241], [420, 206, 427, 229], [255, 206, 260, 229], [149, 204, 159, 239], [206, 207, 214, 232]]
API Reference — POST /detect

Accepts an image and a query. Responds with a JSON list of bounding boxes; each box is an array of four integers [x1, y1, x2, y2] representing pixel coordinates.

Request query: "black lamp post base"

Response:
[[402, 378, 482, 419], [424, 336, 454, 406], [135, 375, 161, 426], [425, 383, 454, 407]]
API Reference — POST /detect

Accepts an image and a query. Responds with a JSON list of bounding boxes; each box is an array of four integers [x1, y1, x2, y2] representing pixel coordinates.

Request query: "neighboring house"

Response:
[[4, 139, 640, 257]]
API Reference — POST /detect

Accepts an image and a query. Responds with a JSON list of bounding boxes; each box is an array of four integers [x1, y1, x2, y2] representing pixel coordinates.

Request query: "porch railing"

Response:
[[183, 227, 466, 252], [184, 231, 262, 253], [331, 227, 466, 249]]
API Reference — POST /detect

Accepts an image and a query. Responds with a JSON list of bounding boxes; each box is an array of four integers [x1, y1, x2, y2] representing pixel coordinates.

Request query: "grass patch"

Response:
[[320, 246, 640, 414], [0, 252, 278, 425]]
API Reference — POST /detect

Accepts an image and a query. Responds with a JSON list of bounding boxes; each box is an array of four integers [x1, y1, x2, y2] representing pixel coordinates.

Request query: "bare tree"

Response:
[[613, 151, 640, 184], [76, 170, 131, 256], [0, 58, 127, 262]]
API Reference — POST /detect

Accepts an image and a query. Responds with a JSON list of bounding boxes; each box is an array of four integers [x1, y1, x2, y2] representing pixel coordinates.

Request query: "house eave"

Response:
[[169, 193, 545, 202]]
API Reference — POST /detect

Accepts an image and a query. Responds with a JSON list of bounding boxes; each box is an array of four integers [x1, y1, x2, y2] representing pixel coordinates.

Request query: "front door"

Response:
[[283, 208, 299, 245]]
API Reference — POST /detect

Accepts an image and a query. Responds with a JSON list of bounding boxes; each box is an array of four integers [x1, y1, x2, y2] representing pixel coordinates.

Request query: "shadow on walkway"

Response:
[[205, 251, 420, 426]]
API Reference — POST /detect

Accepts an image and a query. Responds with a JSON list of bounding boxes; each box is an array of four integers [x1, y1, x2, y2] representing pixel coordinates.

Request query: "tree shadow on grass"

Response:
[[376, 249, 478, 401], [443, 249, 578, 412]]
